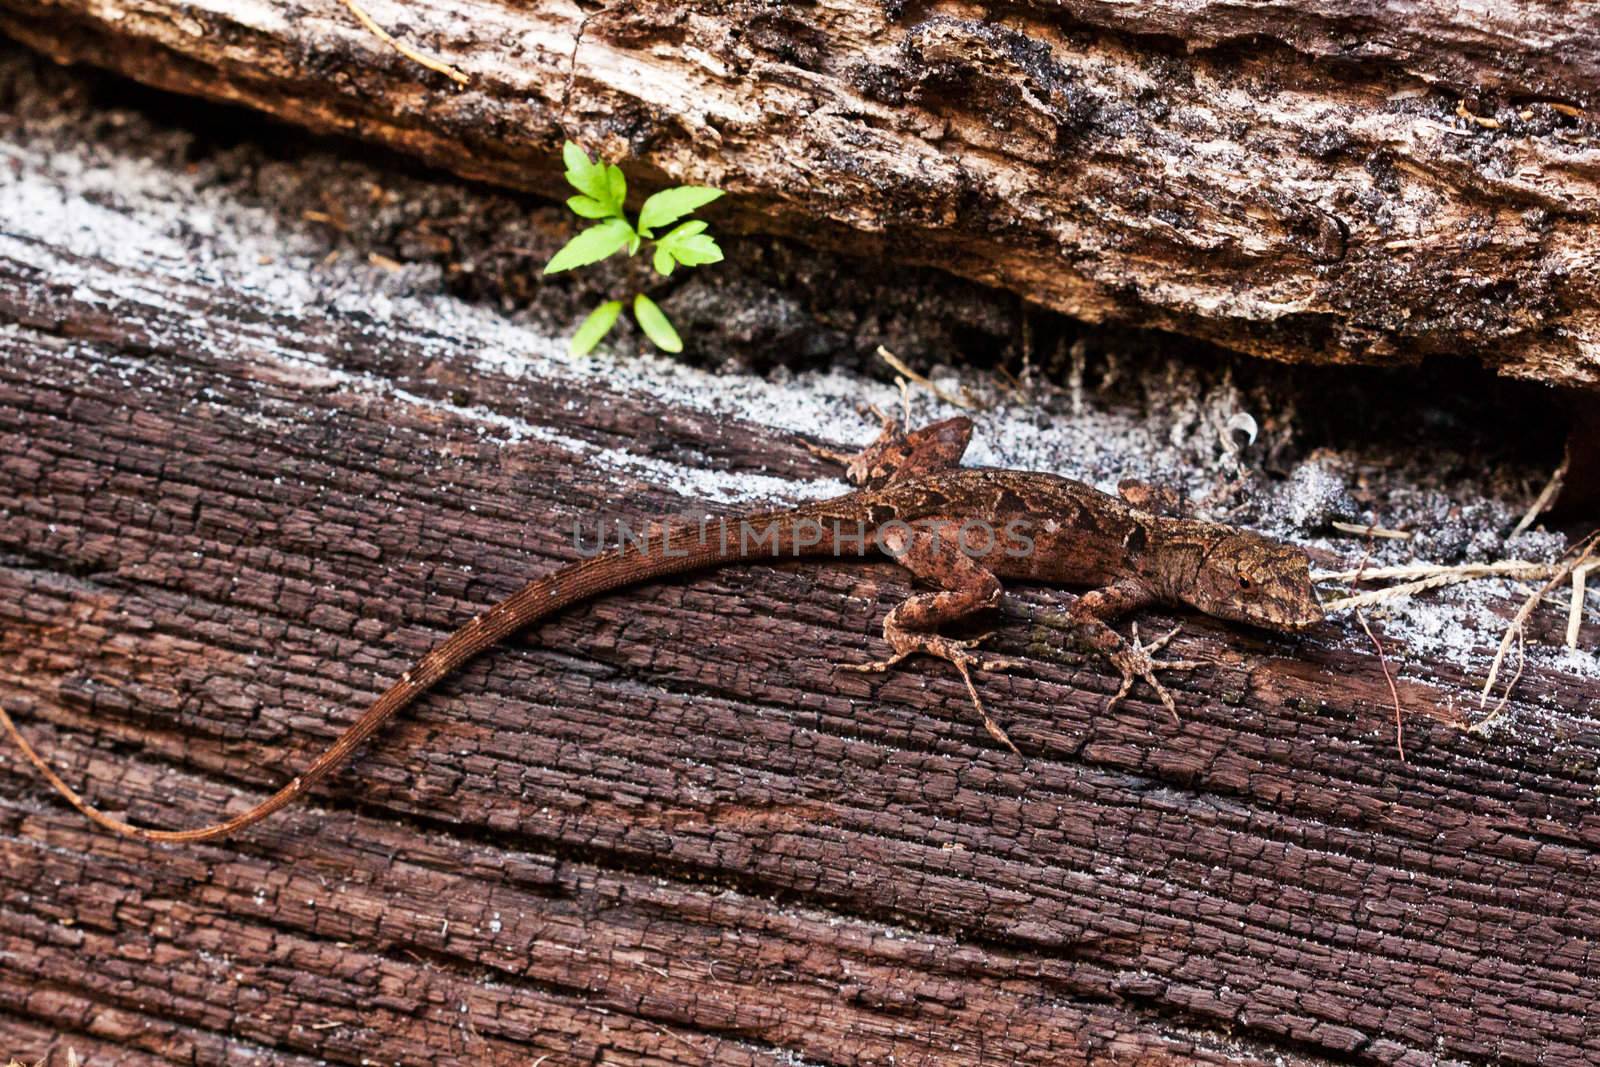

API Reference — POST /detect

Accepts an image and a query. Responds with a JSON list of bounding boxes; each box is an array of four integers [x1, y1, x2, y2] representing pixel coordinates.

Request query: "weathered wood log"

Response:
[[2, 0, 1599, 388], [4, 39, 1600, 1067]]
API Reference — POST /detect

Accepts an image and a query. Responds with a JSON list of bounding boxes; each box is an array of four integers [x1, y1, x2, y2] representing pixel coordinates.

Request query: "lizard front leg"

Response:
[[844, 527, 1025, 754], [1067, 578, 1202, 723]]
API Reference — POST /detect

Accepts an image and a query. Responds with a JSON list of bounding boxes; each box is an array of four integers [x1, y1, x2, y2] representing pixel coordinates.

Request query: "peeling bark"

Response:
[[1, 0, 1598, 386]]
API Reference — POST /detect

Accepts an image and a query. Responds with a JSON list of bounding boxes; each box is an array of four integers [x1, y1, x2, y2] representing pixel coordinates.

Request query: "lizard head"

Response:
[[1177, 532, 1324, 632]]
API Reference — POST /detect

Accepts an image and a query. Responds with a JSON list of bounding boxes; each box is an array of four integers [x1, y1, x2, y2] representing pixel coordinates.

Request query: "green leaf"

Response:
[[566, 195, 613, 219], [605, 165, 627, 212], [637, 186, 722, 234], [672, 234, 723, 267], [652, 244, 676, 276], [633, 294, 682, 353], [652, 219, 723, 275], [562, 140, 590, 176], [543, 218, 634, 274], [561, 142, 610, 204], [569, 300, 623, 356]]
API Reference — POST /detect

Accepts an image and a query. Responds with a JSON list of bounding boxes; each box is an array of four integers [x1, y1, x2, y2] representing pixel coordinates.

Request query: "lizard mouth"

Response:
[[1285, 588, 1327, 630], [1247, 610, 1323, 633], [1284, 611, 1325, 632]]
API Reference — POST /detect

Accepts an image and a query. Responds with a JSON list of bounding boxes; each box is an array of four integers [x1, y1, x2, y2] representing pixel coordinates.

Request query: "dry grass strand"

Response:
[[1330, 520, 1412, 540], [1318, 563, 1560, 613], [1466, 530, 1598, 733], [1569, 563, 1595, 650]]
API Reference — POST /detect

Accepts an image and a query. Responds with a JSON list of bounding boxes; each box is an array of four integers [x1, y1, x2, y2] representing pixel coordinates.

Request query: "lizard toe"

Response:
[[871, 633, 1026, 757], [840, 649, 914, 673], [1105, 669, 1139, 713], [1105, 638, 1193, 723], [1142, 623, 1184, 655], [1144, 671, 1182, 725], [803, 441, 855, 465], [947, 654, 1023, 757]]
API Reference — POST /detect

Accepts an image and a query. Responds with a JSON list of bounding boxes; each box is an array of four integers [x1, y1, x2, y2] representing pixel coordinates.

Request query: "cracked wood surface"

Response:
[[3, 148, 1600, 1065], [2, 0, 1599, 387]]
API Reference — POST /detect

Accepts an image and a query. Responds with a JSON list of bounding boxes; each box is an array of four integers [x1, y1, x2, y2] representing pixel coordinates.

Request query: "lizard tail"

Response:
[[1, 508, 840, 843]]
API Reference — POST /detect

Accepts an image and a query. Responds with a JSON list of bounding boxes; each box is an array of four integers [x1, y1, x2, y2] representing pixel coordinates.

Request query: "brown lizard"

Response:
[[1, 413, 1323, 843]]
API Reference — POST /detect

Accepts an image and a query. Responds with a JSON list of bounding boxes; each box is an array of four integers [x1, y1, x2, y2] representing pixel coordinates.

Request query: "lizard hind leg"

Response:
[[809, 408, 974, 489], [842, 529, 1026, 755]]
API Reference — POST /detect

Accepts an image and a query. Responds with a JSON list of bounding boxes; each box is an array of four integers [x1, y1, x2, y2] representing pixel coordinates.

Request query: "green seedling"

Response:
[[544, 141, 723, 355]]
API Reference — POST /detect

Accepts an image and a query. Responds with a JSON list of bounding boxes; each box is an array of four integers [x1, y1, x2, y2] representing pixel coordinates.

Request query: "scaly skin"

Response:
[[1, 414, 1322, 842]]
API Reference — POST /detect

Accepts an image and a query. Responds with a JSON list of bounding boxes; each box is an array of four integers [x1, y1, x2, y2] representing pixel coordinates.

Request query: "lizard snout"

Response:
[[1281, 583, 1326, 630]]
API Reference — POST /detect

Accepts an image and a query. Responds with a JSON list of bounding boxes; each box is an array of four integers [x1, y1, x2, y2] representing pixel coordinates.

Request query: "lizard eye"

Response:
[[1239, 577, 1253, 590]]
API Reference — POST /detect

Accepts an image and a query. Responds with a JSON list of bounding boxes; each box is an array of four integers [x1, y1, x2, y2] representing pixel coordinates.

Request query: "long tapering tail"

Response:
[[1, 508, 841, 843]]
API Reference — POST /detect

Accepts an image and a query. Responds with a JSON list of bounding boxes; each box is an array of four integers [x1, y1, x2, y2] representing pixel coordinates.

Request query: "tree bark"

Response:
[[2, 0, 1598, 387]]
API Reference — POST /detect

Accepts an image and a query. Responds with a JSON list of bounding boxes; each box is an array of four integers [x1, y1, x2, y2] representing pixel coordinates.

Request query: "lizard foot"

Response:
[[1106, 623, 1203, 724], [804, 404, 899, 482], [843, 633, 1026, 756]]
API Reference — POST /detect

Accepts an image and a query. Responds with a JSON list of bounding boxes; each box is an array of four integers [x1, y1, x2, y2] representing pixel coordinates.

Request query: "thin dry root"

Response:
[[1354, 608, 1407, 763]]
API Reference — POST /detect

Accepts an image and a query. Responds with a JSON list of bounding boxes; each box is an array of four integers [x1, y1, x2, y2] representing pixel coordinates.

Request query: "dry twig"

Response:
[[876, 346, 975, 410], [1330, 520, 1412, 541], [1511, 454, 1567, 537]]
